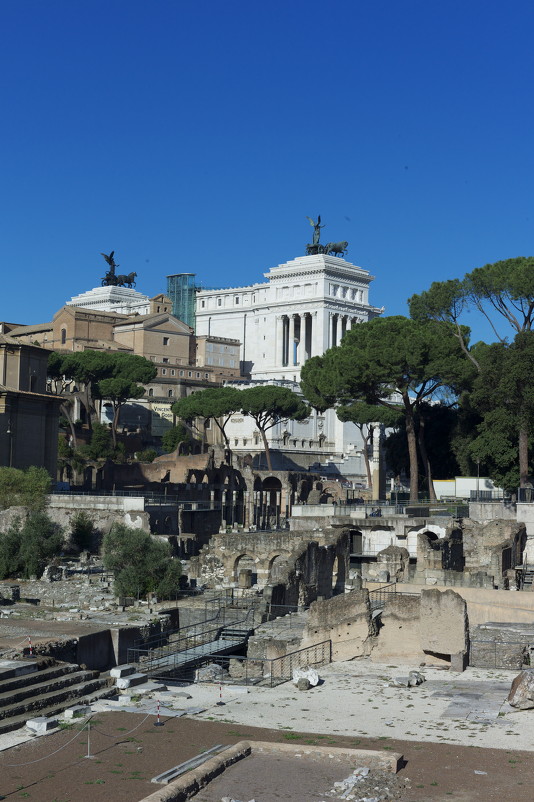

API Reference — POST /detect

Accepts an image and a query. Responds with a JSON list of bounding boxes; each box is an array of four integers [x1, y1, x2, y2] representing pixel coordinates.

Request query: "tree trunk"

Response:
[[417, 414, 437, 501], [60, 402, 77, 449], [259, 427, 272, 471], [77, 386, 94, 430], [519, 422, 529, 487], [111, 404, 120, 448], [215, 418, 230, 447], [404, 399, 419, 502]]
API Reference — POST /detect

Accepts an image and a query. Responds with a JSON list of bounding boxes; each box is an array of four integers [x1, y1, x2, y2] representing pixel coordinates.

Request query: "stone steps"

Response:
[[0, 660, 116, 735], [0, 682, 116, 735], [0, 661, 80, 698], [0, 668, 100, 713]]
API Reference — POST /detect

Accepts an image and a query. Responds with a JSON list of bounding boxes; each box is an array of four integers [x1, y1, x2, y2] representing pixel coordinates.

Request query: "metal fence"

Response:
[[470, 639, 531, 670], [50, 488, 220, 508], [368, 582, 397, 611], [367, 583, 420, 612], [160, 639, 332, 687]]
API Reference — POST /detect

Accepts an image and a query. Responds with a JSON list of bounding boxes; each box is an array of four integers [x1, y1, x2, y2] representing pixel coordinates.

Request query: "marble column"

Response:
[[329, 313, 335, 348], [312, 311, 321, 356], [289, 314, 296, 366], [303, 313, 312, 361], [275, 315, 282, 367]]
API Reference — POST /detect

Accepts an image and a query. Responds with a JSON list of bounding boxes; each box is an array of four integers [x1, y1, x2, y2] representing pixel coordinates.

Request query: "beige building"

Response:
[[7, 300, 240, 442], [0, 336, 61, 475], [195, 336, 241, 379]]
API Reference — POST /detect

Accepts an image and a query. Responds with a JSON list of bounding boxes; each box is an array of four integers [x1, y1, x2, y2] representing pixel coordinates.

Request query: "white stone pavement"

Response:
[[189, 658, 534, 752], [1, 658, 533, 754]]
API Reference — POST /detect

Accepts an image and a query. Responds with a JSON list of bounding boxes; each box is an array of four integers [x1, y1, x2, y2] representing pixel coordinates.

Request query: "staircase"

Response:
[[218, 626, 254, 643], [0, 658, 115, 734]]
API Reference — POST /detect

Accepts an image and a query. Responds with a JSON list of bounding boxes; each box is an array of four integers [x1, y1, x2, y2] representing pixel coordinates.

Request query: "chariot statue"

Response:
[[101, 251, 119, 286], [100, 251, 137, 288], [305, 217, 348, 257]]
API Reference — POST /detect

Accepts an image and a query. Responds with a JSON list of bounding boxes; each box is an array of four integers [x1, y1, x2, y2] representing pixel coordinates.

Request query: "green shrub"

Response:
[[0, 466, 51, 512], [102, 524, 181, 599], [135, 448, 158, 463], [70, 510, 95, 552], [161, 424, 190, 453], [0, 512, 63, 579]]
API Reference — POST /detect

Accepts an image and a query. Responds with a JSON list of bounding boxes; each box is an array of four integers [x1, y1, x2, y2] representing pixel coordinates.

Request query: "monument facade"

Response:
[[194, 230, 384, 472], [195, 252, 381, 382]]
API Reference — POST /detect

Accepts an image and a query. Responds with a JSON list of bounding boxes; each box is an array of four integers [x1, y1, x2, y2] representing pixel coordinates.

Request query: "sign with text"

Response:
[[150, 402, 174, 436]]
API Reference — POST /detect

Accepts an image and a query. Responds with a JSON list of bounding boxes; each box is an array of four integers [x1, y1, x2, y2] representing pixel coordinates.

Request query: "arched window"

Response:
[[61, 328, 66, 345], [148, 388, 154, 397], [168, 389, 173, 397]]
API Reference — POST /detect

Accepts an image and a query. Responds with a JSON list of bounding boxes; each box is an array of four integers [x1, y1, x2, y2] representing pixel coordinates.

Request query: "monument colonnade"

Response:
[[275, 310, 361, 368]]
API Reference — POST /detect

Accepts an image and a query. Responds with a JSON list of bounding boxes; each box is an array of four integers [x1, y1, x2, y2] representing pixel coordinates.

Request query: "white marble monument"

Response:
[[66, 285, 150, 315]]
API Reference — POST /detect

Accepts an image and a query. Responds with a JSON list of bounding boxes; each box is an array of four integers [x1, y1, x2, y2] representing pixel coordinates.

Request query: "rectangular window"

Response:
[[179, 370, 184, 376], [188, 371, 192, 377], [171, 369, 175, 376], [162, 357, 169, 364], [163, 337, 169, 346]]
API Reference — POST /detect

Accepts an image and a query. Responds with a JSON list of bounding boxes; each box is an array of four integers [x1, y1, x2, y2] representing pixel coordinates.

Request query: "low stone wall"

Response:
[[470, 622, 534, 669], [138, 741, 251, 802], [370, 594, 426, 663], [137, 741, 402, 802], [419, 588, 468, 657], [47, 495, 150, 540], [389, 583, 534, 628], [301, 589, 376, 661]]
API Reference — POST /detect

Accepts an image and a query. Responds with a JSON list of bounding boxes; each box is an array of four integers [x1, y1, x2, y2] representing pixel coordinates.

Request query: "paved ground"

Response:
[[0, 659, 534, 801], [189, 658, 534, 752]]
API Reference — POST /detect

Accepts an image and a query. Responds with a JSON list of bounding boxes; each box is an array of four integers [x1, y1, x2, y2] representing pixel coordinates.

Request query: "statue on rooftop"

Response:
[[305, 217, 349, 257], [101, 251, 119, 286], [306, 215, 325, 245]]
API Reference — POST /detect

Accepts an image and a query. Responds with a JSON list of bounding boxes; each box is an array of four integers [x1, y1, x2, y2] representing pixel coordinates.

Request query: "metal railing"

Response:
[[50, 488, 221, 508], [128, 612, 255, 675], [368, 582, 397, 611], [295, 500, 469, 518], [367, 583, 419, 612], [160, 639, 332, 687], [470, 639, 531, 670]]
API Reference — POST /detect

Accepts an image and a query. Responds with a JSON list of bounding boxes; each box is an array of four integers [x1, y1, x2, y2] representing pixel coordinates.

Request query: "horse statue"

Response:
[[325, 241, 348, 257], [116, 271, 137, 288]]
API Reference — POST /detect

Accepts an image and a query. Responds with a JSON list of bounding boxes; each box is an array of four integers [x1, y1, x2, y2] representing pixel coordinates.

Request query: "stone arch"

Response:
[[262, 476, 282, 529], [267, 551, 291, 583], [234, 553, 258, 585], [332, 552, 346, 595]]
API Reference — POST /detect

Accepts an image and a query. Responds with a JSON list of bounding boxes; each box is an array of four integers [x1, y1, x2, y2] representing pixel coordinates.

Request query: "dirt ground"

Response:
[[0, 712, 533, 802]]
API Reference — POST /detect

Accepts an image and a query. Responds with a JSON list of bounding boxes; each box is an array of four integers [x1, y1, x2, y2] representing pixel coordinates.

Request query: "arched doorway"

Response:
[[234, 554, 257, 585], [262, 477, 282, 530]]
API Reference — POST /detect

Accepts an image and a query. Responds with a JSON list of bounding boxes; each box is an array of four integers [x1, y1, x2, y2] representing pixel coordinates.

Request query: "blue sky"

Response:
[[1, 0, 533, 344]]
